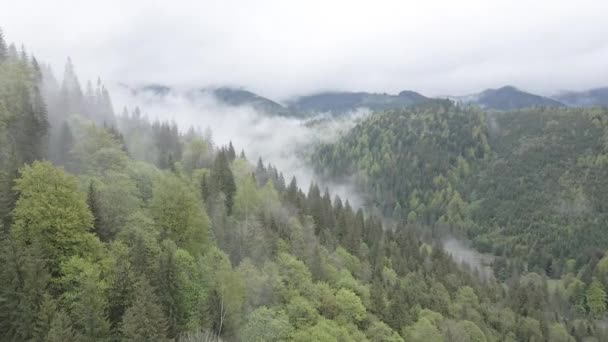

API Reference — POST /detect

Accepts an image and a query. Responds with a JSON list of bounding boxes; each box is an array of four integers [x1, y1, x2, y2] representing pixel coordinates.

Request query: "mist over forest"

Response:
[[2, 1, 608, 341]]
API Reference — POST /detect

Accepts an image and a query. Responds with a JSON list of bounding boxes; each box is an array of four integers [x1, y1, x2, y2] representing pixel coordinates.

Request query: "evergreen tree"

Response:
[[210, 150, 236, 215], [0, 148, 19, 232], [59, 57, 84, 117], [586, 279, 607, 317], [86, 180, 103, 240], [68, 264, 111, 342], [107, 243, 136, 329], [45, 310, 77, 342], [227, 141, 236, 161], [7, 43, 18, 61], [120, 277, 169, 342], [33, 294, 58, 342], [0, 240, 50, 341], [286, 176, 299, 206], [0, 27, 7, 61], [153, 240, 183, 337], [57, 120, 74, 165], [386, 284, 412, 331]]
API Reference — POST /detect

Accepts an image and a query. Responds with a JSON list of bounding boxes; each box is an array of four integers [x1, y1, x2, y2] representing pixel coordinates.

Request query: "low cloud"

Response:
[[113, 86, 368, 207]]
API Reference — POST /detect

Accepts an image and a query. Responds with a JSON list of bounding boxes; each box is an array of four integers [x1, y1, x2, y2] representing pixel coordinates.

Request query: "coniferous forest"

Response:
[[1, 26, 608, 342]]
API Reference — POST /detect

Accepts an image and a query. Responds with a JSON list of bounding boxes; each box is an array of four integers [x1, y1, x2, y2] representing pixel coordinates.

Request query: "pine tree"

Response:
[[7, 43, 18, 61], [86, 180, 104, 240], [107, 244, 136, 329], [120, 277, 169, 342], [60, 57, 84, 117], [200, 173, 210, 202], [0, 27, 7, 61], [0, 240, 50, 341], [0, 148, 19, 232], [153, 240, 182, 337], [210, 150, 236, 215], [100, 86, 115, 122], [33, 294, 58, 341], [70, 274, 111, 342], [30, 58, 49, 160], [255, 157, 267, 186], [227, 141, 236, 161], [57, 121, 74, 165], [386, 284, 412, 331], [286, 176, 299, 205], [586, 279, 607, 317], [45, 310, 77, 342]]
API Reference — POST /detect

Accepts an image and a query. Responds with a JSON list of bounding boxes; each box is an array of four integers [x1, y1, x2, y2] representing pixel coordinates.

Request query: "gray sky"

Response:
[[2, 0, 608, 100]]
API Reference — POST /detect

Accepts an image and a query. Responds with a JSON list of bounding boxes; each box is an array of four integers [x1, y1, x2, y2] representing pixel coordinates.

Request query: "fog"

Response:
[[2, 1, 608, 100], [115, 87, 501, 272], [113, 86, 368, 207], [443, 238, 494, 280]]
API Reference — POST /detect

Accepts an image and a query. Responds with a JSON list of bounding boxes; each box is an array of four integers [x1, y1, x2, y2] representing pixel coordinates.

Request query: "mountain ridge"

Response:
[[128, 83, 608, 115]]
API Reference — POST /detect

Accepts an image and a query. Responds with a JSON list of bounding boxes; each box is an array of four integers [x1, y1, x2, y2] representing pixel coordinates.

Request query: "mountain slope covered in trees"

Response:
[[311, 100, 608, 326], [452, 86, 566, 111], [287, 90, 431, 115], [1, 29, 607, 342], [554, 87, 608, 107]]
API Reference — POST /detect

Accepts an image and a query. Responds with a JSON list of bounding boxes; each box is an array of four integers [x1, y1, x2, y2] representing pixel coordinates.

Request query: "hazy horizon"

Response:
[[2, 0, 608, 100]]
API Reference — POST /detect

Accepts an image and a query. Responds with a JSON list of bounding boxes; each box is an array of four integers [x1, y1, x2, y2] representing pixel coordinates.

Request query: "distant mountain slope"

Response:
[[454, 86, 565, 110], [554, 87, 608, 107], [129, 84, 295, 116], [287, 90, 430, 114], [200, 87, 291, 116], [310, 102, 608, 276]]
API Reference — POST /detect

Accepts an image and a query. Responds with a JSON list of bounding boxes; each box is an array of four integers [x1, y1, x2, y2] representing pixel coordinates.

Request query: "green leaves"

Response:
[[120, 277, 168, 342], [586, 279, 607, 317], [11, 161, 96, 271], [241, 307, 293, 342], [151, 174, 209, 255]]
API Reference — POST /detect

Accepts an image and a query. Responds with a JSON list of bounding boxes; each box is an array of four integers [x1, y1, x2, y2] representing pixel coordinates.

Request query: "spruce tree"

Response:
[[30, 58, 49, 160], [60, 57, 84, 117], [7, 43, 18, 61], [227, 141, 236, 161], [0, 240, 50, 341], [86, 180, 103, 240], [120, 277, 169, 342], [45, 310, 77, 342], [70, 275, 111, 342], [58, 121, 74, 165], [33, 294, 58, 341], [0, 148, 19, 232], [0, 27, 7, 61], [211, 150, 236, 215]]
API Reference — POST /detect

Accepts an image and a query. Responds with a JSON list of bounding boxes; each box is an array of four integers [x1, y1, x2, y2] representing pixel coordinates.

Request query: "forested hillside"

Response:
[[1, 29, 607, 342], [311, 98, 608, 329]]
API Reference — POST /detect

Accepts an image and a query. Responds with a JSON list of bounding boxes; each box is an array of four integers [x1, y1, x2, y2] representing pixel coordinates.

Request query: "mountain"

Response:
[[200, 87, 291, 116], [453, 86, 565, 110], [128, 84, 293, 116], [311, 102, 608, 279], [553, 87, 608, 107], [287, 90, 430, 114]]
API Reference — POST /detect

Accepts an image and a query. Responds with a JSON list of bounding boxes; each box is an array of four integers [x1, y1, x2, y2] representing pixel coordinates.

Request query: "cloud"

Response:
[[113, 87, 368, 207], [2, 0, 608, 100]]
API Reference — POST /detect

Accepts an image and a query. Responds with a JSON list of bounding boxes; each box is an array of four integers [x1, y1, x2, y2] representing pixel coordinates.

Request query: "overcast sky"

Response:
[[2, 0, 607, 100]]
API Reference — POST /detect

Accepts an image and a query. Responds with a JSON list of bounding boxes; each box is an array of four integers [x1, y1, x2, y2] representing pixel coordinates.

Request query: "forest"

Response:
[[1, 29, 607, 342]]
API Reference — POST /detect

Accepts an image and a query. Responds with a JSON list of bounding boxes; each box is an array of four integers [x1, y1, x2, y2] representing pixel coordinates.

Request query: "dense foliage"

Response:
[[1, 29, 607, 341], [311, 98, 608, 327]]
